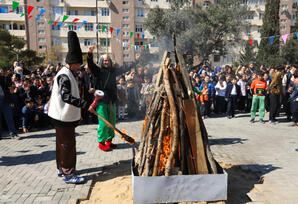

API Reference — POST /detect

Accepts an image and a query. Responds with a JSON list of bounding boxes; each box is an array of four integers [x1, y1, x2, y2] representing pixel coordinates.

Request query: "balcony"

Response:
[[0, 13, 25, 22], [8, 29, 26, 37]]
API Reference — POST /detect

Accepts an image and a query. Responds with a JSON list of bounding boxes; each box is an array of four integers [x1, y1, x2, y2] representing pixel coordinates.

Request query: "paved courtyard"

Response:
[[0, 112, 297, 203]]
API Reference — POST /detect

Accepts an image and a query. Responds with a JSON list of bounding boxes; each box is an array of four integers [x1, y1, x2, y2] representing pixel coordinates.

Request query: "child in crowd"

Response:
[[117, 77, 128, 120], [215, 76, 227, 114], [200, 83, 209, 118], [35, 95, 48, 127], [21, 97, 40, 133]]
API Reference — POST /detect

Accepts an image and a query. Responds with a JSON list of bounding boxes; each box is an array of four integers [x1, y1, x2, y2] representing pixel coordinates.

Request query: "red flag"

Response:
[[74, 25, 77, 30], [9, 10, 13, 13], [28, 15, 33, 19], [127, 44, 130, 48], [110, 27, 114, 34], [249, 39, 253, 46], [54, 21, 57, 26], [141, 45, 144, 50], [72, 18, 79, 23], [27, 6, 34, 15], [137, 33, 140, 39]]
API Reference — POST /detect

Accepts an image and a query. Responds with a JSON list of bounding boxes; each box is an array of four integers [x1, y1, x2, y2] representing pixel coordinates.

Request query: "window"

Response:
[[69, 23, 78, 30], [280, 19, 287, 23], [16, 6, 23, 14], [53, 7, 63, 15], [101, 8, 110, 16], [2, 24, 11, 30], [13, 23, 17, 30], [135, 24, 143, 32], [122, 24, 129, 28], [68, 10, 78, 15], [85, 10, 95, 16], [37, 22, 45, 27], [246, 27, 251, 35], [123, 8, 129, 13], [257, 26, 261, 33], [137, 9, 144, 17], [38, 30, 45, 34], [151, 0, 158, 2], [123, 46, 129, 50], [214, 55, 220, 62], [52, 25, 61, 30], [38, 38, 45, 42], [123, 54, 129, 58], [36, 0, 43, 2], [0, 6, 8, 13], [203, 2, 210, 7], [259, 13, 264, 20], [123, 16, 129, 20], [123, 1, 129, 4], [247, 15, 254, 19], [84, 39, 94, 46], [20, 24, 25, 30], [123, 39, 129, 46], [280, 26, 286, 30], [52, 38, 62, 46], [281, 11, 287, 15], [85, 23, 94, 31], [281, 4, 288, 10], [123, 31, 129, 36], [39, 45, 46, 50], [100, 38, 110, 47]]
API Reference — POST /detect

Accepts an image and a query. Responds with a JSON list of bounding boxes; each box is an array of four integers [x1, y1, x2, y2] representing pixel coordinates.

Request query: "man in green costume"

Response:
[[87, 46, 130, 151]]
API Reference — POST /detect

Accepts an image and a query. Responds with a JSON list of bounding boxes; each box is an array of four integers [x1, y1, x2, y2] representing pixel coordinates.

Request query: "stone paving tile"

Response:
[[0, 120, 143, 203]]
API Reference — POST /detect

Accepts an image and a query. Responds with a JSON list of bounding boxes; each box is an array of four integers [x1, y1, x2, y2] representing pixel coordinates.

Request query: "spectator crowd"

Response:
[[0, 59, 297, 140]]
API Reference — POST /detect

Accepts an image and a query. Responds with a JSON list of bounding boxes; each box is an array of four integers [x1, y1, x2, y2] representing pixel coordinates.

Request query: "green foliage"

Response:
[[257, 0, 283, 66], [0, 28, 42, 69], [239, 41, 257, 66], [144, 0, 248, 62]]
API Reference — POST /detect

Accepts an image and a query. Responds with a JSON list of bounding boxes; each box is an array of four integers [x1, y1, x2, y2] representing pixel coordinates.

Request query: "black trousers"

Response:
[[55, 126, 76, 176], [215, 96, 226, 114], [269, 94, 280, 121], [238, 95, 247, 111], [283, 93, 291, 119], [227, 95, 237, 117], [291, 101, 298, 123]]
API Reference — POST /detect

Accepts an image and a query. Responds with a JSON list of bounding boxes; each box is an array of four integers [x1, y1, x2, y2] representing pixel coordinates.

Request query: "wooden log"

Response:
[[155, 51, 170, 92], [182, 99, 209, 174], [163, 64, 179, 176], [152, 100, 168, 176]]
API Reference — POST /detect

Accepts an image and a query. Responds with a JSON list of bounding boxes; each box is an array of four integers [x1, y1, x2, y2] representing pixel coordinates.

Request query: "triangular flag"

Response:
[[141, 45, 144, 50], [59, 22, 63, 27], [282, 34, 288, 44], [48, 19, 52, 24], [20, 13, 25, 17], [40, 8, 46, 16], [77, 26, 80, 29], [36, 16, 41, 20], [130, 32, 134, 38], [296, 32, 298, 40], [12, 1, 19, 12], [145, 45, 148, 49], [102, 25, 107, 32], [74, 25, 77, 30], [28, 15, 33, 19], [0, 8, 7, 13], [9, 10, 13, 13], [142, 34, 145, 40], [27, 6, 34, 15], [257, 38, 261, 46], [153, 36, 156, 41], [54, 21, 58, 26], [116, 28, 120, 36], [110, 27, 114, 34], [81, 21, 87, 26], [269, 36, 275, 45], [72, 18, 79, 23], [248, 39, 253, 46], [62, 15, 69, 22], [137, 33, 140, 39], [127, 44, 130, 48]]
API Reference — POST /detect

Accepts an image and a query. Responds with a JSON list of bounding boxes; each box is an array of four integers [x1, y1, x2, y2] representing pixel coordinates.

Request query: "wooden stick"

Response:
[[163, 63, 179, 176], [152, 99, 168, 176], [88, 107, 135, 145]]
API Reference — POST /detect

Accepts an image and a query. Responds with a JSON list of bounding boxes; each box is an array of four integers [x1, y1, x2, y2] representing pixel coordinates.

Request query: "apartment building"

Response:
[[0, 0, 297, 66]]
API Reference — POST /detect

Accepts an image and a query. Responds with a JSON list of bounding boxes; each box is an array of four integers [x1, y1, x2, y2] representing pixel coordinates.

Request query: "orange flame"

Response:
[[159, 135, 171, 173]]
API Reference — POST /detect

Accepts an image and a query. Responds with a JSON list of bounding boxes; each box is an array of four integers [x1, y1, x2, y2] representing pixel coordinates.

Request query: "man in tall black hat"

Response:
[[48, 31, 86, 184]]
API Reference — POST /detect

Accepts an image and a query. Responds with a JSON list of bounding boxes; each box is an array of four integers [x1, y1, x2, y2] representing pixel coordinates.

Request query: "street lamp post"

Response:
[[96, 0, 99, 63]]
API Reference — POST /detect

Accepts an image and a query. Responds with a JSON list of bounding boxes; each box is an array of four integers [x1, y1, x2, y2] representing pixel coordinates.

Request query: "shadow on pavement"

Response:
[[209, 138, 248, 145], [115, 142, 140, 150], [0, 151, 85, 166], [221, 163, 281, 204], [22, 133, 55, 139]]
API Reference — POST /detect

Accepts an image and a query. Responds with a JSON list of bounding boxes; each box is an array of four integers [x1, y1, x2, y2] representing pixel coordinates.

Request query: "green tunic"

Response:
[[96, 102, 116, 142]]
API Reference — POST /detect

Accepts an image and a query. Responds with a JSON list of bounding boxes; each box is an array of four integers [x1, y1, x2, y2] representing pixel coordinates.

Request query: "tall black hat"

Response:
[[65, 31, 83, 64]]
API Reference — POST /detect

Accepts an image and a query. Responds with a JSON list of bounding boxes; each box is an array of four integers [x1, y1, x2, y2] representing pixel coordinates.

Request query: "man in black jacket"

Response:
[[225, 77, 240, 119]]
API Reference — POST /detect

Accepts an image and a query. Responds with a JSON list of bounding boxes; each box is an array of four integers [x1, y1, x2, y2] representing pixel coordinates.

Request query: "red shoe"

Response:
[[105, 139, 117, 148], [98, 142, 111, 151]]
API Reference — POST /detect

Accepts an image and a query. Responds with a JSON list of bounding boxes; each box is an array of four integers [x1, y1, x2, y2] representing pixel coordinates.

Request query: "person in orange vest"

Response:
[[250, 72, 268, 123], [200, 83, 209, 118]]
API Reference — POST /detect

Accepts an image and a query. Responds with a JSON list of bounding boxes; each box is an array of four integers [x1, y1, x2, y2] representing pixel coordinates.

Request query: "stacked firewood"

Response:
[[134, 46, 219, 177]]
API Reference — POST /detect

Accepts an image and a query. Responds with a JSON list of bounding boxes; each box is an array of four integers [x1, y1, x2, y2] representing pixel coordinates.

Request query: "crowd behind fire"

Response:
[[0, 59, 297, 140]]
